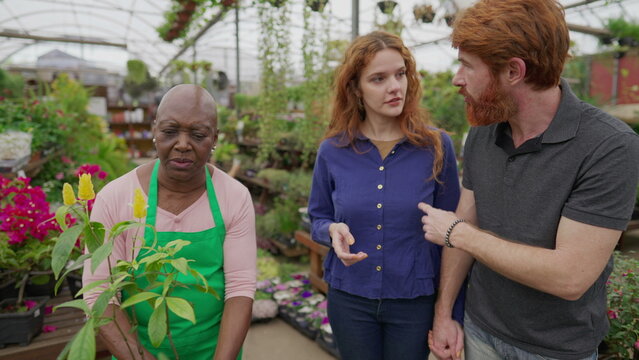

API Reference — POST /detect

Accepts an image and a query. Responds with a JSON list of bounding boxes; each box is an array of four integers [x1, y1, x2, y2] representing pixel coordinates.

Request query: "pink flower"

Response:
[[61, 156, 73, 164], [635, 339, 639, 351], [55, 172, 64, 180], [607, 310, 618, 319], [24, 300, 37, 310], [42, 325, 57, 333], [97, 171, 107, 180], [45, 306, 53, 315]]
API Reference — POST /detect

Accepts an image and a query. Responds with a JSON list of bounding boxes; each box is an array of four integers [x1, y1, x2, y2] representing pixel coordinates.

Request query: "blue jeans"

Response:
[[464, 314, 598, 360], [327, 287, 434, 360]]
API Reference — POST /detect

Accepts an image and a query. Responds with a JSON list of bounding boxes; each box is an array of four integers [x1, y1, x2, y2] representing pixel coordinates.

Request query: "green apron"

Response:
[[118, 160, 238, 360]]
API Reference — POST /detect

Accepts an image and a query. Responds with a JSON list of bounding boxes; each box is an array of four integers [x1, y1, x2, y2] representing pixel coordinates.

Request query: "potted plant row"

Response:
[[0, 176, 62, 347]]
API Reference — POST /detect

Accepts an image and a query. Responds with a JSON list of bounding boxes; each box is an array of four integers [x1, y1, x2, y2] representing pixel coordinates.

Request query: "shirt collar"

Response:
[[541, 78, 581, 144], [493, 78, 581, 146]]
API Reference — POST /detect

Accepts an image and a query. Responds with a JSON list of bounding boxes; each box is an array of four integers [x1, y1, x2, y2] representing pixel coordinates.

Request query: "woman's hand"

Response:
[[328, 223, 367, 266]]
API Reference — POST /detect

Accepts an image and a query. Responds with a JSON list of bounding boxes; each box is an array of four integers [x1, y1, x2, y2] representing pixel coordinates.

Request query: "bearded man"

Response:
[[418, 1, 639, 360]]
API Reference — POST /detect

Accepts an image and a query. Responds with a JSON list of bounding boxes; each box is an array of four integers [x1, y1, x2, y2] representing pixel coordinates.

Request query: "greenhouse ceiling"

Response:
[[0, 0, 637, 86]]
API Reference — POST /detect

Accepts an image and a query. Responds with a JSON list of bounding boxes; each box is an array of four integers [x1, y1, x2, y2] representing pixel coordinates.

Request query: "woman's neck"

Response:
[[361, 115, 403, 141], [157, 169, 207, 194]]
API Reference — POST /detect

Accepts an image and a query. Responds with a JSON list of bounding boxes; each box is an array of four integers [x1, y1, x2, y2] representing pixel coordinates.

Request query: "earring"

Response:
[[211, 145, 216, 153], [152, 138, 156, 144]]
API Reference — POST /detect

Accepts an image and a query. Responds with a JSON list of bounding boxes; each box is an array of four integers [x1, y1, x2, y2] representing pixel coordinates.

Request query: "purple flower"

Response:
[[321, 317, 330, 325], [301, 291, 313, 298], [275, 284, 287, 291], [291, 301, 302, 307]]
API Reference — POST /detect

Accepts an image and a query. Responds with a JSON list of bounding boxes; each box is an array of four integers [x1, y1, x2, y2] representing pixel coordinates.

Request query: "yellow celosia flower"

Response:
[[77, 173, 95, 200], [62, 183, 76, 206], [132, 188, 147, 218]]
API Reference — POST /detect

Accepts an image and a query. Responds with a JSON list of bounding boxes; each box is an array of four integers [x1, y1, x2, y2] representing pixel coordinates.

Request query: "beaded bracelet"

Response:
[[444, 219, 465, 248]]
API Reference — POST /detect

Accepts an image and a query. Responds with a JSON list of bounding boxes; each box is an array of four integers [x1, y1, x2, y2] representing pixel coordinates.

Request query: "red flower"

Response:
[[607, 310, 618, 319]]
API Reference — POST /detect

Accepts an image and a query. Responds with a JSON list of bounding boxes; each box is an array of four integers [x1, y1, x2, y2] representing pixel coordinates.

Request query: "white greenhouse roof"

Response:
[[0, 0, 637, 87]]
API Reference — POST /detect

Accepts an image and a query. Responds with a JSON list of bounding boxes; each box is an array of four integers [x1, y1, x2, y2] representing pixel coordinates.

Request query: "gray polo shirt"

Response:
[[462, 79, 639, 359]]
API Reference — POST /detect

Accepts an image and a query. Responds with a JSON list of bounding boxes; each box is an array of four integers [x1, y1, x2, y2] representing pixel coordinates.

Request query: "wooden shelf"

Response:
[[0, 288, 110, 360], [295, 230, 328, 294]]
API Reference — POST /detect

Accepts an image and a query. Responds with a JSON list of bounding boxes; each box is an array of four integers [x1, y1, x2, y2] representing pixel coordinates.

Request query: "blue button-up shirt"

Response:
[[309, 131, 465, 321]]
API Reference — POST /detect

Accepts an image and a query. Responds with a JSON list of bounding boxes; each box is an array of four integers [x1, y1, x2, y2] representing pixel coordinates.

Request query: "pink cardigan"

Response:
[[82, 165, 256, 306]]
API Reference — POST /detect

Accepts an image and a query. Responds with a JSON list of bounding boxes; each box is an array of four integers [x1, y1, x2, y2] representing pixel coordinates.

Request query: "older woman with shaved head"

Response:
[[83, 84, 256, 360]]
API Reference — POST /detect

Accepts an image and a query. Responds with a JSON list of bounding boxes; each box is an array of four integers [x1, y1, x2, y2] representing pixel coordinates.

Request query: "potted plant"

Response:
[[51, 174, 219, 359], [0, 176, 61, 347], [601, 251, 638, 359], [413, 4, 435, 23]]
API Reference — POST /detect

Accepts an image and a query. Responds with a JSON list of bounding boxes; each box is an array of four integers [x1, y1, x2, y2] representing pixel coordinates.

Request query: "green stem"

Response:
[[165, 301, 180, 360], [16, 272, 28, 306], [109, 304, 138, 359]]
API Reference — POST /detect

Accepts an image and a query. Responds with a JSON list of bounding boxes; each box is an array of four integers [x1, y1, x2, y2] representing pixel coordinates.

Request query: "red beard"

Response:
[[461, 78, 518, 126]]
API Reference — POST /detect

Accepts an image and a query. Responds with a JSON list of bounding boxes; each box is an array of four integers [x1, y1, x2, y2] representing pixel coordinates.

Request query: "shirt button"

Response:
[[376, 224, 382, 230], [376, 265, 382, 271], [379, 166, 384, 171], [391, 150, 395, 154], [376, 244, 382, 250], [377, 203, 382, 209], [377, 184, 383, 190]]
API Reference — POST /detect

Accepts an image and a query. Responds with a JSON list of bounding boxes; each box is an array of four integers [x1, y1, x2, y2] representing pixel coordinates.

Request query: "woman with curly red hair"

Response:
[[308, 31, 464, 360]]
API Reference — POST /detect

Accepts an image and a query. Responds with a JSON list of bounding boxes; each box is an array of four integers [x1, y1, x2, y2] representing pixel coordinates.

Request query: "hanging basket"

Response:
[[413, 4, 435, 23], [377, 1, 397, 14], [307, 0, 328, 12]]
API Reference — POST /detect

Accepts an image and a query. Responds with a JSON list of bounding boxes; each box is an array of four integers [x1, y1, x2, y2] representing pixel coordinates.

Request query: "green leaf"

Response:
[[29, 273, 50, 285], [55, 204, 71, 231], [148, 304, 167, 348], [109, 220, 143, 240], [139, 252, 168, 264], [162, 273, 176, 297], [84, 221, 105, 253], [68, 319, 96, 360], [51, 224, 85, 279], [54, 299, 91, 315], [90, 239, 114, 273], [165, 239, 190, 253], [170, 257, 189, 275], [120, 292, 160, 309], [166, 297, 196, 324], [195, 284, 220, 300], [92, 289, 115, 318], [75, 279, 108, 297], [56, 337, 73, 360]]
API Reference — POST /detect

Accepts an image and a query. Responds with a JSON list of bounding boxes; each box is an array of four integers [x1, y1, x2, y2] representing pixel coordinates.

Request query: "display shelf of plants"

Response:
[[107, 105, 155, 159], [253, 249, 340, 358]]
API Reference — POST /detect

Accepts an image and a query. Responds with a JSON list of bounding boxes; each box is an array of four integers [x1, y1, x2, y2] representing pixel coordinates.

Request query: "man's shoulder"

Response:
[[577, 101, 637, 139]]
